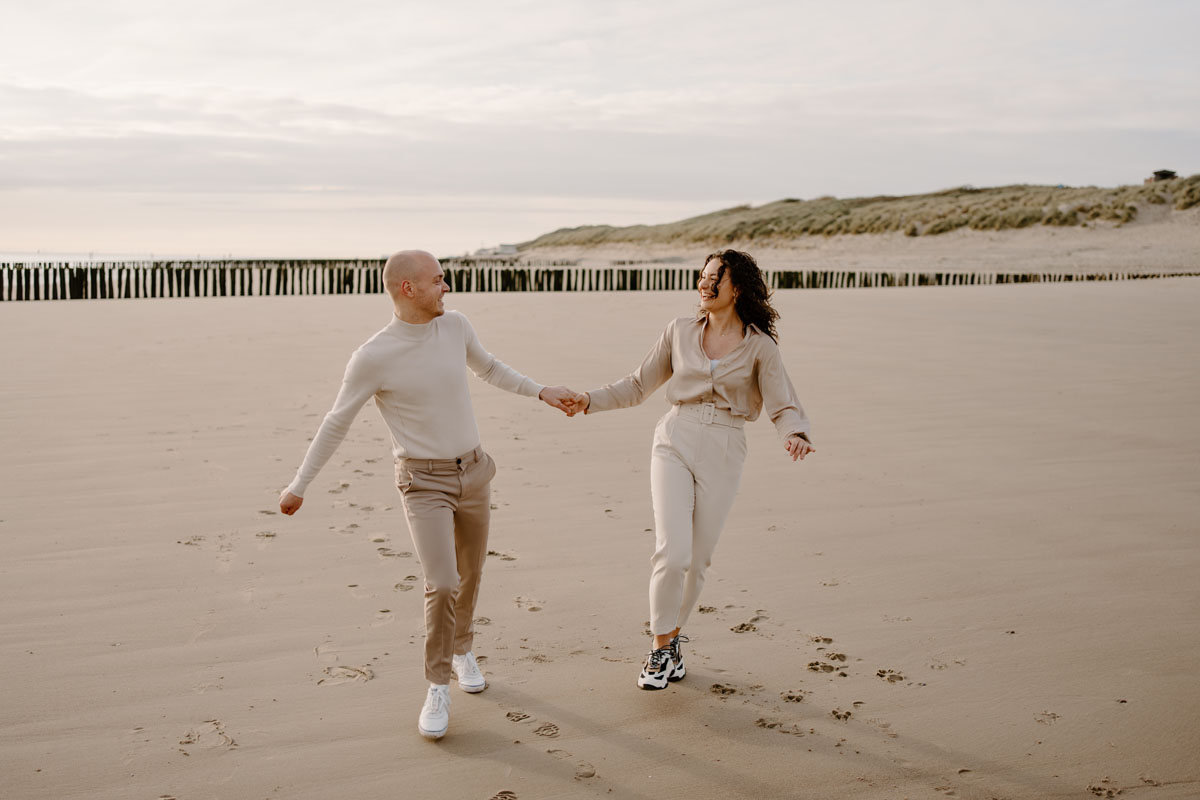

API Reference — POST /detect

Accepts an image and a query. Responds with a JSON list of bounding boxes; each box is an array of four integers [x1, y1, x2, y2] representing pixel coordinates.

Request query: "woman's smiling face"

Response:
[[698, 257, 736, 314]]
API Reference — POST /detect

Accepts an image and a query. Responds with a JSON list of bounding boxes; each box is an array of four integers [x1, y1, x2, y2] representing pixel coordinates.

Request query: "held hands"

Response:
[[786, 434, 816, 462], [538, 387, 591, 416], [539, 386, 584, 416]]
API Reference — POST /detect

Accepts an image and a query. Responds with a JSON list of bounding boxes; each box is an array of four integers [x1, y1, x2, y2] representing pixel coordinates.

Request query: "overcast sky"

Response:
[[2, 0, 1197, 258]]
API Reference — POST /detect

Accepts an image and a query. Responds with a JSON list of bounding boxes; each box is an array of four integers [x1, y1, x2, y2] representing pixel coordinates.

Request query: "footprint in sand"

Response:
[[877, 669, 905, 683], [377, 546, 412, 558], [711, 683, 739, 696], [533, 722, 559, 738], [781, 689, 809, 703], [697, 606, 717, 614], [755, 718, 805, 736], [177, 719, 237, 755], [547, 750, 596, 781], [488, 792, 518, 800], [488, 550, 517, 561], [372, 609, 394, 627], [394, 582, 414, 592], [831, 708, 852, 721], [514, 597, 543, 612], [1086, 780, 1122, 798], [328, 481, 350, 494], [731, 622, 757, 633], [929, 658, 967, 670], [318, 665, 374, 685], [506, 711, 531, 723], [811, 635, 833, 644]]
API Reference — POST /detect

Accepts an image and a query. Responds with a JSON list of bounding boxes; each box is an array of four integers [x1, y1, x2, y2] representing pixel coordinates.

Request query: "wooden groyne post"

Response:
[[2, 259, 1196, 301]]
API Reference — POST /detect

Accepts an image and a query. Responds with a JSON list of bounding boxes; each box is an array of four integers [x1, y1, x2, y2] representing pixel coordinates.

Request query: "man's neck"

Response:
[[395, 306, 436, 325]]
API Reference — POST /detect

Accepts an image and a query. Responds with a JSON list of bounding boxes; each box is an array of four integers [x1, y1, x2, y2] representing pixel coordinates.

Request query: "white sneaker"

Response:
[[451, 651, 487, 693], [418, 684, 450, 739]]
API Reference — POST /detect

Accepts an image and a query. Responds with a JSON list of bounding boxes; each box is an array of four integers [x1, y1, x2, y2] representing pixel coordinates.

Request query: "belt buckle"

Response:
[[699, 402, 716, 424]]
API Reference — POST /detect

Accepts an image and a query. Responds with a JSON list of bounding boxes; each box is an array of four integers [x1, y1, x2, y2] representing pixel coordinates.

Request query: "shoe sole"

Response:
[[638, 666, 674, 690], [418, 724, 447, 740], [459, 682, 487, 693]]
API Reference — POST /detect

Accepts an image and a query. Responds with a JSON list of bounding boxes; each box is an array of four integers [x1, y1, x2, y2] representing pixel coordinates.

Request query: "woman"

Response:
[[573, 249, 815, 689]]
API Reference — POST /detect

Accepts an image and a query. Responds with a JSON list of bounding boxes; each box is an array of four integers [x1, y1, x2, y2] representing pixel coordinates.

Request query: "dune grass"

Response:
[[523, 174, 1200, 248]]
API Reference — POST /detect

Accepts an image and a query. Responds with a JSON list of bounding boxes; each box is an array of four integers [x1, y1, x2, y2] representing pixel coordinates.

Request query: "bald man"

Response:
[[279, 250, 577, 740]]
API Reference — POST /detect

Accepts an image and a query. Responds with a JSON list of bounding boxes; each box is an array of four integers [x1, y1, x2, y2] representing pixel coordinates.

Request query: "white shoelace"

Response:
[[456, 653, 482, 679], [426, 686, 448, 714]]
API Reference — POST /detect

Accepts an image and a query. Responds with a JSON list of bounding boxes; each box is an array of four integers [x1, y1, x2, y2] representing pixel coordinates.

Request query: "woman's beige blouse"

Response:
[[586, 314, 812, 441]]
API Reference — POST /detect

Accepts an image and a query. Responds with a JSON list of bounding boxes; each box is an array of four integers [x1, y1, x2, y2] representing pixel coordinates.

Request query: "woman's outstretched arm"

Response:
[[575, 320, 675, 414]]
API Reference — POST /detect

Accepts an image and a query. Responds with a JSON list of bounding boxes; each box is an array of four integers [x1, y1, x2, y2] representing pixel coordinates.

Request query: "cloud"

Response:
[[2, 1, 1199, 253]]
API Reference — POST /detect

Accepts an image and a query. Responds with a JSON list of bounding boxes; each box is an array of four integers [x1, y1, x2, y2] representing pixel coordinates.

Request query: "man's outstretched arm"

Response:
[[279, 350, 379, 514], [462, 314, 577, 414]]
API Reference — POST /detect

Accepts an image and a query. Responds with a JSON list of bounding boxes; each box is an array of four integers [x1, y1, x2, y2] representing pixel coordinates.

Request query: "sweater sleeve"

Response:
[[757, 342, 812, 442], [461, 314, 544, 398], [586, 320, 674, 413], [285, 349, 381, 498]]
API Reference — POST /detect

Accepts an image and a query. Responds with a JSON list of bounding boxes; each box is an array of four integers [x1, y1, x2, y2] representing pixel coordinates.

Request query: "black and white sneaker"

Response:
[[667, 635, 690, 682], [637, 646, 676, 690]]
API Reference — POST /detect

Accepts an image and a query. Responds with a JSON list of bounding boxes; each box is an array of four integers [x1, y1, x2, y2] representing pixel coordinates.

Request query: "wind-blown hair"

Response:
[[701, 249, 780, 341]]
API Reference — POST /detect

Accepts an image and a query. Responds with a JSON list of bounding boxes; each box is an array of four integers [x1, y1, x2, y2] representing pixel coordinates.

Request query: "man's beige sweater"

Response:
[[285, 311, 543, 498]]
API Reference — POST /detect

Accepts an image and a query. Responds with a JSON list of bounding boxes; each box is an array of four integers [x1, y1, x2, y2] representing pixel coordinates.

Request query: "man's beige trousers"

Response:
[[396, 446, 496, 684]]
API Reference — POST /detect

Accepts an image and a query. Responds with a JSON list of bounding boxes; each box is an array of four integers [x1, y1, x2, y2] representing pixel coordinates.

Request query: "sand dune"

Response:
[[524, 209, 1200, 275], [2, 277, 1198, 799]]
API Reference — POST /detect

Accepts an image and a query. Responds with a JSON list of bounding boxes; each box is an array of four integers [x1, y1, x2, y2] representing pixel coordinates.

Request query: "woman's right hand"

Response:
[[571, 392, 590, 415]]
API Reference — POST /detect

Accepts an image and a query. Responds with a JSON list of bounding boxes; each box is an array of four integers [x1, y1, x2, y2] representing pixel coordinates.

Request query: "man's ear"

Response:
[[400, 280, 414, 297]]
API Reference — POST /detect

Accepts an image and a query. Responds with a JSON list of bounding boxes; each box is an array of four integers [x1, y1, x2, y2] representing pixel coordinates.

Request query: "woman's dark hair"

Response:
[[701, 249, 779, 341]]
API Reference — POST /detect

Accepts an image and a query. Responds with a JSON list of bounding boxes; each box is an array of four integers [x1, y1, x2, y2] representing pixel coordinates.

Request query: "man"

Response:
[[279, 249, 576, 740]]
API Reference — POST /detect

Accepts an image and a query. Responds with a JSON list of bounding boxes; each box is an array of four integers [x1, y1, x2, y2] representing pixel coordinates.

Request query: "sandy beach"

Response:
[[2, 271, 1199, 799]]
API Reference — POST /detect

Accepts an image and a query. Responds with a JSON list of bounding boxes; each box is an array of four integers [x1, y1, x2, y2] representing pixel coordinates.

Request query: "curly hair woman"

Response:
[[572, 249, 815, 689]]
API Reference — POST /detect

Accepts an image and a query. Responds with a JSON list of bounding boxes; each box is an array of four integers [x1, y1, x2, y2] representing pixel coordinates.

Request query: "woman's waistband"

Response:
[[673, 402, 745, 428]]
